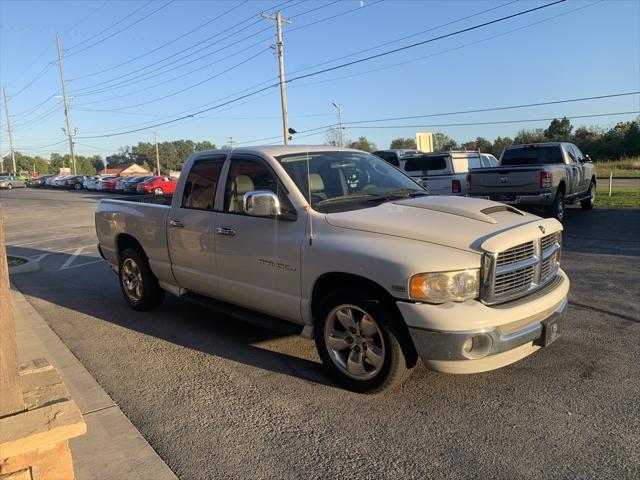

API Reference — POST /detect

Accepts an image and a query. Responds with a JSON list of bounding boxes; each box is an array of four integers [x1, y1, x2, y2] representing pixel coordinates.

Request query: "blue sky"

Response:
[[1, 0, 639, 158]]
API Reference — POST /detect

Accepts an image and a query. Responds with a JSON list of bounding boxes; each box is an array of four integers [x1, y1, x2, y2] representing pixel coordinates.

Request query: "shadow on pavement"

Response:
[[9, 245, 334, 389]]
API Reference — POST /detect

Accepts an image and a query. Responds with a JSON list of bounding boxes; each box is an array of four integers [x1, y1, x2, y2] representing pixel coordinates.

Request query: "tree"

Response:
[[514, 128, 545, 144], [491, 136, 513, 157], [347, 136, 376, 152], [433, 132, 457, 151], [390, 137, 416, 149], [544, 117, 573, 140], [460, 136, 492, 153]]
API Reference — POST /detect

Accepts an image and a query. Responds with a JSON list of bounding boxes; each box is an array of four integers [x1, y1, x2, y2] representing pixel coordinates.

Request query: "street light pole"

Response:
[[332, 102, 344, 147], [2, 88, 17, 172]]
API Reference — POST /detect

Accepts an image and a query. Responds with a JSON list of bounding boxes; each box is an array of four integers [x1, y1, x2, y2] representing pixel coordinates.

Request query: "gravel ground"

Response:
[[2, 188, 639, 480]]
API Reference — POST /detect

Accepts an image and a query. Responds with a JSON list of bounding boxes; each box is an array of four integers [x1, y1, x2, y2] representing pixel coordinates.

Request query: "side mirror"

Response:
[[243, 190, 281, 217], [583, 154, 591, 162]]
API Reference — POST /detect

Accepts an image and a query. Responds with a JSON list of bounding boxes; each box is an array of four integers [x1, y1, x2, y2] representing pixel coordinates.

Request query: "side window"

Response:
[[572, 145, 584, 162], [181, 157, 225, 211], [565, 145, 577, 163], [467, 157, 482, 169], [223, 156, 291, 214]]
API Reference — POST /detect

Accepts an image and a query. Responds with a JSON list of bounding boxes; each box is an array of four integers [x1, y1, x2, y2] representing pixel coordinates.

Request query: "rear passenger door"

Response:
[[563, 144, 582, 195], [168, 155, 226, 297]]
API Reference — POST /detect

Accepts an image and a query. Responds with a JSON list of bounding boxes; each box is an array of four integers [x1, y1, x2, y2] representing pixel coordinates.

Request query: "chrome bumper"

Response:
[[472, 192, 553, 205], [409, 297, 567, 362]]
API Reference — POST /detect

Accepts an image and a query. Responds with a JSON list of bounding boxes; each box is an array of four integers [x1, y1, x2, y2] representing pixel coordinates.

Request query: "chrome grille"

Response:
[[541, 232, 561, 251], [496, 241, 535, 268], [482, 230, 562, 304], [494, 265, 535, 296]]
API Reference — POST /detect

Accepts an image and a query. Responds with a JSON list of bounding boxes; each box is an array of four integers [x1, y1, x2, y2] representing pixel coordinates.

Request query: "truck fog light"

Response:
[[462, 334, 493, 359]]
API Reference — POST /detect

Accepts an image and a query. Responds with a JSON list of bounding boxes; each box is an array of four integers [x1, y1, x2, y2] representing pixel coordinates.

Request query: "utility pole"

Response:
[[153, 132, 161, 175], [332, 102, 345, 147], [262, 11, 291, 145], [55, 33, 76, 175], [2, 88, 16, 173], [227, 136, 234, 148]]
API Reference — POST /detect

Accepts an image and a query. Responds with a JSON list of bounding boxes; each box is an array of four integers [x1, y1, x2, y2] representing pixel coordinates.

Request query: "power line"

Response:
[[8, 64, 54, 99], [69, 0, 290, 82], [74, 0, 569, 138], [287, 0, 567, 84]]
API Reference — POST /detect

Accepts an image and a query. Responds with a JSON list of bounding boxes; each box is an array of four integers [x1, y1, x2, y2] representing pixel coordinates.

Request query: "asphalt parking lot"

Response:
[[2, 188, 639, 480]]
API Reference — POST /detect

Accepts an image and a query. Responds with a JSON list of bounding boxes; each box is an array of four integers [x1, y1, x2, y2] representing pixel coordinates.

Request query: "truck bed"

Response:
[[113, 194, 173, 206]]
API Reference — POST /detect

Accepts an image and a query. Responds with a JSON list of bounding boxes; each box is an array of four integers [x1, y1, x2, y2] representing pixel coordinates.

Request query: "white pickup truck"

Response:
[[96, 146, 569, 393]]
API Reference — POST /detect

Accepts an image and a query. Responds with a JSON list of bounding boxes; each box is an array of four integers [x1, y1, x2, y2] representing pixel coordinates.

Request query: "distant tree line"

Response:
[[384, 117, 640, 160], [1, 139, 216, 175]]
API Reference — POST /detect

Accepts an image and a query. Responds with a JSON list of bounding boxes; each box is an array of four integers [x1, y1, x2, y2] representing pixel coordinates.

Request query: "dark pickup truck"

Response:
[[468, 142, 596, 221]]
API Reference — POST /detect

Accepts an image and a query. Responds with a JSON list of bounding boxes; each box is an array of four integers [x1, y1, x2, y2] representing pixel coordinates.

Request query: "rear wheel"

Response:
[[74, 183, 82, 190], [581, 181, 595, 210], [154, 187, 163, 195], [314, 288, 410, 393], [7, 183, 12, 190], [548, 191, 565, 222], [118, 248, 165, 310]]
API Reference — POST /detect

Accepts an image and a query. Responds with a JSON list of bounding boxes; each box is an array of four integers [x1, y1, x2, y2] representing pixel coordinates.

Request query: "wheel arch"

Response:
[[557, 180, 566, 195], [115, 233, 147, 262], [311, 272, 418, 368]]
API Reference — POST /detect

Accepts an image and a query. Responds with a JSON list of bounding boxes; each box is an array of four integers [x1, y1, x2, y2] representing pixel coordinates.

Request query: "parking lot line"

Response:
[[10, 234, 92, 247], [59, 246, 89, 270], [59, 260, 104, 271]]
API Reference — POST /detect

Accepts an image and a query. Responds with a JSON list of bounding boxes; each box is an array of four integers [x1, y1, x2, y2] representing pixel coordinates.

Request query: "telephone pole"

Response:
[[2, 88, 16, 172], [153, 132, 161, 175], [262, 11, 291, 145], [55, 33, 76, 175], [332, 102, 345, 147]]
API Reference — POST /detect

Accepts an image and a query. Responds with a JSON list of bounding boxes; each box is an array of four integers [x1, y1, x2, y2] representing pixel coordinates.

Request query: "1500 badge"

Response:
[[258, 258, 297, 272]]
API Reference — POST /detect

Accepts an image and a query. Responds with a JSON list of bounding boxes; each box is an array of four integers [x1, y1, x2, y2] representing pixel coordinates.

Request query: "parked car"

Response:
[[0, 174, 27, 189], [96, 146, 568, 393], [102, 176, 122, 192], [83, 176, 100, 190], [373, 149, 421, 167], [45, 175, 63, 187], [95, 176, 117, 191], [468, 142, 596, 221], [400, 151, 498, 196], [136, 176, 177, 195], [31, 175, 55, 187], [60, 175, 89, 190], [122, 176, 153, 193]]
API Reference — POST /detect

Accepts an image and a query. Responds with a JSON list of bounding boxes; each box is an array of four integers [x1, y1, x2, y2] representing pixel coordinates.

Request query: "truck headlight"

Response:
[[409, 269, 480, 303]]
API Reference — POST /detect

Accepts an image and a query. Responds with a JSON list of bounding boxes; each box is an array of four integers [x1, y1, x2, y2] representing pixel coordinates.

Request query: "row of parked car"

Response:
[[26, 174, 178, 195]]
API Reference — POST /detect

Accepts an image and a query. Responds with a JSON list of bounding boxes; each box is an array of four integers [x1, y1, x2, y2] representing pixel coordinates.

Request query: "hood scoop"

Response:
[[392, 196, 510, 224]]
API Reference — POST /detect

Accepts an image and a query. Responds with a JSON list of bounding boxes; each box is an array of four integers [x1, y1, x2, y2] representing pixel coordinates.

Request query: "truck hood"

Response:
[[325, 195, 548, 253]]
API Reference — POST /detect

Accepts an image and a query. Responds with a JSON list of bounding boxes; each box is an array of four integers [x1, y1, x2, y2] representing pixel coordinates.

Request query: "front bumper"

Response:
[[399, 269, 569, 374]]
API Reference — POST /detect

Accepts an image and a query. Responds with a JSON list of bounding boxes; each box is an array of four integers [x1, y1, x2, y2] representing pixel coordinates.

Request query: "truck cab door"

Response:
[[213, 154, 306, 323], [167, 155, 226, 297], [563, 144, 581, 195]]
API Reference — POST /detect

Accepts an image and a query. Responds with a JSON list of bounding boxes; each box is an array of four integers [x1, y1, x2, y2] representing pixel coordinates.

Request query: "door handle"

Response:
[[216, 227, 236, 236], [169, 220, 185, 228]]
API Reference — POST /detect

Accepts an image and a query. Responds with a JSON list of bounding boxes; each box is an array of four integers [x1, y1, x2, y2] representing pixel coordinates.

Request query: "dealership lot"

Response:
[[1, 188, 639, 479]]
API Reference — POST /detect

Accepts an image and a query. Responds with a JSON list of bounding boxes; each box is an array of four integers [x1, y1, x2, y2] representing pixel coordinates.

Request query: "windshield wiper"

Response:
[[314, 193, 380, 206], [361, 188, 428, 202]]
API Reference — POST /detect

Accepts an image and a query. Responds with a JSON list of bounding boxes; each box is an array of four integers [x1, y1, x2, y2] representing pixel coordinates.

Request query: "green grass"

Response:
[[596, 187, 640, 208], [595, 157, 640, 178]]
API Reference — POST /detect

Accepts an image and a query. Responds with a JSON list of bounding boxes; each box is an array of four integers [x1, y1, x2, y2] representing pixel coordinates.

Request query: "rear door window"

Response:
[[501, 146, 564, 165], [181, 156, 226, 211], [373, 151, 399, 167], [404, 155, 448, 173]]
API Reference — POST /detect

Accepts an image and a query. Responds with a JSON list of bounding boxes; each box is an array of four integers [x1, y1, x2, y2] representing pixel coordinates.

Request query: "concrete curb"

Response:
[[8, 255, 40, 274], [11, 283, 178, 480]]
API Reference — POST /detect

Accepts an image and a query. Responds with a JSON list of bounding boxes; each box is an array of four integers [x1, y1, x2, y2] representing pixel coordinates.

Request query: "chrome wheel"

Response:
[[154, 187, 163, 195], [121, 258, 143, 303], [324, 304, 385, 380]]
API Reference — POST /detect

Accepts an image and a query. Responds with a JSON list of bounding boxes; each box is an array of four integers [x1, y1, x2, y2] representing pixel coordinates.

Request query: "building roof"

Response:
[[98, 162, 150, 176]]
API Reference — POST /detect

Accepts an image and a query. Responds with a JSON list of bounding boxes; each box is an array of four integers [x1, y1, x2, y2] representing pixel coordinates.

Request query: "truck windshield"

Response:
[[501, 145, 563, 165], [276, 151, 426, 211]]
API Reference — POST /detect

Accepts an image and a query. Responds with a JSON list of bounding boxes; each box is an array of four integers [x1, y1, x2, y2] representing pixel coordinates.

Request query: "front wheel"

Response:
[[314, 289, 410, 393], [154, 187, 163, 195], [7, 183, 12, 190], [581, 181, 595, 210], [548, 191, 565, 222], [118, 248, 165, 310], [74, 183, 82, 190]]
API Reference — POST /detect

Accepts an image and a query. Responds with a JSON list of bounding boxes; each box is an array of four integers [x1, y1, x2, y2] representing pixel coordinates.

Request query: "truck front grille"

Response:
[[482, 232, 562, 304]]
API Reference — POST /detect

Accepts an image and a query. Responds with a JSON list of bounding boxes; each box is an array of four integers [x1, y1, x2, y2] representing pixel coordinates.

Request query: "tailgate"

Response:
[[470, 167, 542, 197]]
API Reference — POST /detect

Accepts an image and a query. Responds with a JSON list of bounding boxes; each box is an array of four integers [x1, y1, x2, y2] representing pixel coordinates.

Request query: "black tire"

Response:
[[314, 288, 410, 393], [118, 248, 165, 311], [74, 183, 82, 190], [580, 181, 595, 210], [548, 190, 565, 222]]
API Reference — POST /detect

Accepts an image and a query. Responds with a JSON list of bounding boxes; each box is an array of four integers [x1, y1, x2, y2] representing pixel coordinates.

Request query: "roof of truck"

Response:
[[193, 145, 363, 158]]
